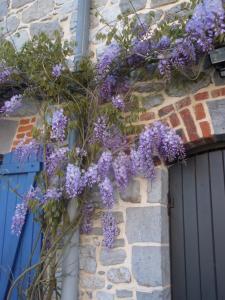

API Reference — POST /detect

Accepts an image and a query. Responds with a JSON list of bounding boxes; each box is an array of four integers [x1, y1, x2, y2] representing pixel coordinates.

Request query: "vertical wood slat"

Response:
[[182, 157, 201, 300], [169, 164, 186, 300], [209, 151, 225, 299], [196, 153, 217, 300]]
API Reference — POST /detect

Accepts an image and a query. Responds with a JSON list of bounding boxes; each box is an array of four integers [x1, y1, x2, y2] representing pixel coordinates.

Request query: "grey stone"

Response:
[[0, 120, 18, 154], [116, 290, 133, 298], [22, 0, 54, 23], [119, 0, 147, 13], [101, 4, 121, 23], [151, 0, 177, 9], [107, 267, 131, 283], [148, 168, 168, 204], [138, 10, 163, 25], [80, 274, 105, 289], [107, 284, 113, 289], [11, 0, 33, 9], [96, 291, 114, 300], [56, 0, 75, 20], [132, 246, 170, 287], [165, 74, 211, 97], [136, 288, 171, 300], [0, 0, 8, 19], [91, 227, 103, 235], [120, 179, 141, 203], [126, 207, 169, 243], [213, 70, 225, 86], [164, 3, 189, 21], [142, 94, 165, 109], [112, 239, 125, 248], [80, 245, 96, 274], [100, 249, 126, 266], [30, 20, 61, 38], [207, 99, 225, 136], [5, 15, 20, 34], [134, 81, 165, 93], [93, 211, 123, 223], [11, 30, 30, 50]]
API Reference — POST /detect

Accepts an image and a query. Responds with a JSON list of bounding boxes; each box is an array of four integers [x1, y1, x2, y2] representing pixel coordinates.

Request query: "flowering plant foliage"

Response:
[[1, 0, 224, 297]]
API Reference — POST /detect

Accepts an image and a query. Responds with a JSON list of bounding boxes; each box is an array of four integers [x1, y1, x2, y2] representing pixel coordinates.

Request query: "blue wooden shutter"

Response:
[[0, 152, 41, 300]]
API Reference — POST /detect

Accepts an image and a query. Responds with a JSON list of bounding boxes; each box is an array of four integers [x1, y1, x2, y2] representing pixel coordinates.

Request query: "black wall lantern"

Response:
[[210, 47, 225, 78]]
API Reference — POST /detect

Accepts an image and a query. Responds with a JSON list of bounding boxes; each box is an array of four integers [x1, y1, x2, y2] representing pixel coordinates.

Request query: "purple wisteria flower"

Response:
[[0, 68, 11, 83], [157, 36, 171, 50], [83, 164, 99, 188], [51, 109, 68, 142], [112, 95, 125, 110], [43, 188, 62, 202], [52, 64, 63, 78], [99, 177, 114, 209], [45, 147, 69, 176], [11, 203, 27, 236], [65, 164, 81, 198], [0, 94, 22, 115], [97, 43, 121, 75], [15, 138, 42, 162], [113, 152, 133, 190], [97, 151, 112, 178], [102, 211, 119, 248], [99, 74, 117, 100]]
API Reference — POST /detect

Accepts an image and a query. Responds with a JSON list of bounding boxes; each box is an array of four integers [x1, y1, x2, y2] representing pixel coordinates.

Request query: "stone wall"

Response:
[[0, 0, 78, 49]]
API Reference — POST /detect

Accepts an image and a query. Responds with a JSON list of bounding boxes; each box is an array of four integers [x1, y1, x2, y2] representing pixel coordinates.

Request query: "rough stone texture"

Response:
[[0, 120, 18, 153], [164, 3, 189, 21], [142, 94, 165, 109], [116, 290, 133, 298], [9, 98, 40, 117], [11, 0, 33, 9], [126, 206, 169, 243], [119, 0, 147, 13], [136, 288, 170, 300], [22, 0, 54, 23], [148, 168, 168, 204], [30, 20, 61, 37], [166, 74, 211, 97], [2, 15, 20, 34], [120, 179, 141, 203], [112, 239, 125, 248], [134, 81, 165, 93], [96, 291, 114, 300], [151, 0, 177, 8], [207, 99, 225, 136], [0, 0, 8, 20], [11, 30, 30, 50], [107, 267, 131, 283], [100, 249, 126, 266], [138, 10, 163, 25], [80, 274, 105, 289], [91, 0, 108, 8], [132, 246, 170, 287], [80, 245, 97, 274]]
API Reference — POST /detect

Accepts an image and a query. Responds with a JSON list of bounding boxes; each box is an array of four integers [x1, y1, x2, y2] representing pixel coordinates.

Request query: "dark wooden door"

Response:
[[169, 149, 225, 300]]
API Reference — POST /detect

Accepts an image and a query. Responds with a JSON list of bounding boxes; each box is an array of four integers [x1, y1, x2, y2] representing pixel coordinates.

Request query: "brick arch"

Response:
[[139, 85, 225, 151]]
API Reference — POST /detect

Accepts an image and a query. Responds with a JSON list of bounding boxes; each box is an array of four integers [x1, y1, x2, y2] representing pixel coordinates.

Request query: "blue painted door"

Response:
[[0, 152, 42, 300]]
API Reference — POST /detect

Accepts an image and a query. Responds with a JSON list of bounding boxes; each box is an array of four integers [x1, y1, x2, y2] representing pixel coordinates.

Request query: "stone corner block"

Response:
[[132, 246, 170, 287], [100, 248, 126, 266], [148, 167, 168, 204], [136, 288, 171, 300], [207, 99, 225, 136], [126, 206, 169, 243], [120, 179, 141, 203]]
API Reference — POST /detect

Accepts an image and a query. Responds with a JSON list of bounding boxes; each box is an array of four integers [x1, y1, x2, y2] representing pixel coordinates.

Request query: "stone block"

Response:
[[11, 30, 30, 51], [1, 15, 20, 34], [96, 291, 114, 300], [120, 179, 141, 203], [164, 3, 189, 22], [147, 168, 168, 204], [136, 288, 171, 300], [0, 120, 18, 154], [112, 239, 125, 248], [213, 70, 225, 86], [101, 5, 121, 23], [100, 248, 126, 266], [80, 274, 105, 289], [30, 20, 61, 38], [119, 0, 147, 13], [132, 246, 170, 287], [116, 290, 133, 298], [9, 97, 40, 117], [126, 207, 169, 243], [107, 267, 131, 283], [150, 0, 177, 8], [0, 0, 8, 19], [207, 99, 225, 136], [11, 0, 33, 9], [80, 245, 97, 274], [134, 81, 165, 93], [22, 0, 54, 23], [91, 0, 108, 8], [142, 94, 165, 109]]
